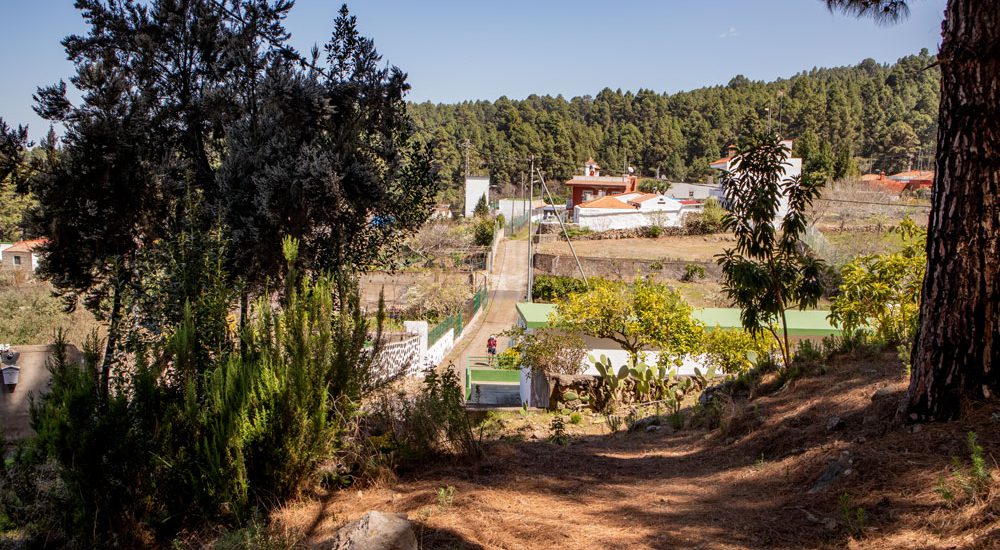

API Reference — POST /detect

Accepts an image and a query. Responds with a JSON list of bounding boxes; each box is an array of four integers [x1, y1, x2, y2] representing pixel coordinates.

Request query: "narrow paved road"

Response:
[[442, 238, 528, 377]]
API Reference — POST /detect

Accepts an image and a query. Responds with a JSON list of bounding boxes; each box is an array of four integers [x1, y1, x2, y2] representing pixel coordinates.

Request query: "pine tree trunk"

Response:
[[100, 280, 123, 400], [905, 0, 1000, 421]]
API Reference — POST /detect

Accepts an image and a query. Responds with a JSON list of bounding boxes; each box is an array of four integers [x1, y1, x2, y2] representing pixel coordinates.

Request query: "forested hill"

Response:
[[408, 49, 938, 188]]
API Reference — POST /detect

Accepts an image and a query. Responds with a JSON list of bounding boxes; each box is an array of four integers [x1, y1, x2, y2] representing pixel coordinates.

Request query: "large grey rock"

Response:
[[329, 511, 417, 550]]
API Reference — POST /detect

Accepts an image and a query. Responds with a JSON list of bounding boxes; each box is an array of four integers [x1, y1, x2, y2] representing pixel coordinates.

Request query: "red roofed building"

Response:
[[863, 170, 934, 193], [889, 170, 934, 191], [861, 173, 907, 193], [1, 239, 47, 274], [565, 158, 638, 214]]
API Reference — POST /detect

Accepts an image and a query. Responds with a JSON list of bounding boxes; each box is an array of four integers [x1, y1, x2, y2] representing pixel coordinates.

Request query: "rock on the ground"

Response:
[[825, 416, 844, 433], [327, 511, 417, 550], [808, 453, 851, 494]]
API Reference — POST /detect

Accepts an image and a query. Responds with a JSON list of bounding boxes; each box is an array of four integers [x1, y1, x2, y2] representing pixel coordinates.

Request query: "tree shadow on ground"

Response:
[[303, 351, 999, 548]]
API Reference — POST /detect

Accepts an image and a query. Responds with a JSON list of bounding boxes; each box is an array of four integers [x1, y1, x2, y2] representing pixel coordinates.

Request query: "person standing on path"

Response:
[[486, 335, 498, 366]]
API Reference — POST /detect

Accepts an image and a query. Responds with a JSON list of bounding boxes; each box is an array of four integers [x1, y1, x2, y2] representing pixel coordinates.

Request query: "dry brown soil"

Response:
[[277, 353, 1000, 549], [536, 234, 734, 261]]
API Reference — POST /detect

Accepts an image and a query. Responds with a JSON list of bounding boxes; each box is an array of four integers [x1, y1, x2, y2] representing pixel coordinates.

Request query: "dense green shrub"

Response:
[[532, 274, 592, 302], [564, 226, 593, 239], [25, 236, 389, 546], [473, 194, 489, 217], [496, 347, 521, 369], [701, 328, 770, 375], [829, 219, 926, 346], [681, 263, 707, 282], [683, 197, 727, 234], [378, 368, 483, 460], [638, 178, 671, 193], [505, 326, 587, 376], [473, 217, 495, 246]]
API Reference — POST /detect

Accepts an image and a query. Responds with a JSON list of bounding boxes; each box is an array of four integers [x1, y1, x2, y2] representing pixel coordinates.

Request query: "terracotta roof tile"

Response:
[[577, 196, 635, 210], [5, 238, 47, 254], [628, 193, 662, 204]]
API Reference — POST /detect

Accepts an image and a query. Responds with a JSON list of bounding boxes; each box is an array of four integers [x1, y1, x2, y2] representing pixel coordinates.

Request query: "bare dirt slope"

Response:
[[441, 238, 528, 372], [278, 352, 1000, 549]]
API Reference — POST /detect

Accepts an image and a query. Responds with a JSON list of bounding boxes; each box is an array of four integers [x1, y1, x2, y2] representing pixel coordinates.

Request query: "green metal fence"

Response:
[[428, 312, 461, 347], [426, 283, 488, 347], [508, 211, 530, 233], [471, 285, 488, 316]]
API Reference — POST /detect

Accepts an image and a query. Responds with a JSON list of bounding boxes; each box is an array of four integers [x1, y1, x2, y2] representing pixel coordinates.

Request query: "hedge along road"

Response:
[[441, 237, 529, 394]]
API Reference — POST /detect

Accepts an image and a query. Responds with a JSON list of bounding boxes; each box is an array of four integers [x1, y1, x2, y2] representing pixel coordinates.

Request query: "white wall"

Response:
[[575, 208, 682, 231], [464, 176, 490, 217], [400, 319, 456, 373], [426, 329, 455, 369], [666, 183, 718, 200], [717, 155, 802, 220], [403, 321, 429, 371], [519, 367, 531, 407], [497, 198, 532, 221]]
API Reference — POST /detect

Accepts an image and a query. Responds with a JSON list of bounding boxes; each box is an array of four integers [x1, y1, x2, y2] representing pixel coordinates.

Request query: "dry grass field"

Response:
[[536, 234, 734, 262]]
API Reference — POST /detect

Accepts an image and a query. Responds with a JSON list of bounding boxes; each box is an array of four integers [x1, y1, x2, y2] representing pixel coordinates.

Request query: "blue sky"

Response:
[[1, 1, 945, 140]]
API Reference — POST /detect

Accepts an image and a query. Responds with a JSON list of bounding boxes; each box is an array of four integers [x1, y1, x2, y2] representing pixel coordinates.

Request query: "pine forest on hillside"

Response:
[[411, 50, 939, 188]]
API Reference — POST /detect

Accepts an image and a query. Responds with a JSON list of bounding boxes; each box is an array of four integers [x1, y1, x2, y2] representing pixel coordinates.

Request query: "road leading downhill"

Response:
[[441, 238, 528, 381]]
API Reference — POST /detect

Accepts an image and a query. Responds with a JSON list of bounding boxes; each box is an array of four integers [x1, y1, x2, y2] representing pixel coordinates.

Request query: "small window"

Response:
[[689, 190, 695, 198], [12, 255, 21, 266]]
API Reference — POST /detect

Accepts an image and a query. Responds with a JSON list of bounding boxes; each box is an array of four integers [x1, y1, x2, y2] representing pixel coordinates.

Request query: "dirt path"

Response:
[[442, 238, 528, 373], [277, 352, 1000, 549]]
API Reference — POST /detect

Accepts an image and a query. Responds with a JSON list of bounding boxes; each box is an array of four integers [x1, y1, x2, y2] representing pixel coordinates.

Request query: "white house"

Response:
[[1, 239, 46, 274], [665, 182, 720, 201], [573, 191, 689, 231], [709, 139, 802, 219], [464, 176, 490, 217]]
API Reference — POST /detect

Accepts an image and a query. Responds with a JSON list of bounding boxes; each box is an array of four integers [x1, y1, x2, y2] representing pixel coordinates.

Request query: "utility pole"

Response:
[[526, 156, 534, 302], [536, 166, 588, 289], [768, 94, 773, 132], [461, 139, 471, 180], [777, 90, 785, 136]]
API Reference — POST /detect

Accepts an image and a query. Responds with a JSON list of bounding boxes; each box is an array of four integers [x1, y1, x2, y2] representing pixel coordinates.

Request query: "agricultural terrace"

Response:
[[536, 233, 733, 261]]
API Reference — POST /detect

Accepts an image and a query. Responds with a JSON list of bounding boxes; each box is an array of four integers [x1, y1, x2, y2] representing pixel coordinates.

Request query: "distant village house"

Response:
[[1, 238, 46, 274], [564, 159, 638, 213], [574, 192, 701, 231], [709, 140, 801, 219]]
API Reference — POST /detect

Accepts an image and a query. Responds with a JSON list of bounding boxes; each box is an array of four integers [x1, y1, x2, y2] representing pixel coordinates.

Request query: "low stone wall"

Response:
[[537, 223, 722, 240], [376, 333, 422, 381], [533, 253, 720, 281]]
